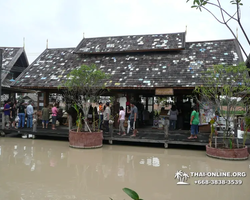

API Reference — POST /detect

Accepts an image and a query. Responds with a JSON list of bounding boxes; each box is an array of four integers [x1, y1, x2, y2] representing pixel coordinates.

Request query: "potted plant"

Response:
[[241, 115, 250, 152], [61, 64, 110, 149], [194, 63, 250, 160]]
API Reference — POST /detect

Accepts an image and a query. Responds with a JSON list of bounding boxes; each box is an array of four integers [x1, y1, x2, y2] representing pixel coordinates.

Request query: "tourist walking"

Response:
[[129, 102, 138, 137], [3, 100, 11, 129], [188, 105, 200, 139], [103, 102, 111, 133], [26, 101, 34, 128], [118, 106, 126, 136], [10, 100, 17, 129], [169, 105, 178, 130], [126, 105, 131, 134], [42, 104, 50, 128], [98, 102, 104, 130], [52, 103, 58, 130], [18, 101, 26, 128]]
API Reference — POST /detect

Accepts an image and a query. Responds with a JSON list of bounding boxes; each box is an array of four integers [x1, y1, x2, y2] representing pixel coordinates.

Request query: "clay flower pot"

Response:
[[206, 144, 249, 160], [69, 129, 103, 149]]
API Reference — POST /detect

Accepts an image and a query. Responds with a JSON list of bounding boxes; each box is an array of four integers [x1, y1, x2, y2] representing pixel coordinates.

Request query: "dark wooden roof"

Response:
[[1, 47, 29, 87], [13, 48, 79, 88], [12, 39, 243, 90], [74, 32, 186, 54]]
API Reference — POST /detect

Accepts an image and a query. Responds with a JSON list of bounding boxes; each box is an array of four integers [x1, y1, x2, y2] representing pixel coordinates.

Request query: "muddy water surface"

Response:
[[0, 138, 249, 200]]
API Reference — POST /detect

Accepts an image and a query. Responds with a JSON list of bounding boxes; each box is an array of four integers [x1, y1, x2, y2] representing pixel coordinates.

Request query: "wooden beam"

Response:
[[10, 66, 26, 73], [155, 88, 174, 95], [44, 91, 49, 107]]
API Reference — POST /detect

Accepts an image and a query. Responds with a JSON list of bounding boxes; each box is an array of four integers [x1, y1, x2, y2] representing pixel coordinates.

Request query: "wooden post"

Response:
[[236, 138, 239, 148], [2, 112, 5, 129], [68, 115, 72, 130], [164, 118, 169, 139], [234, 117, 238, 138], [37, 92, 40, 111], [152, 96, 155, 113], [109, 122, 114, 138], [33, 114, 37, 132], [146, 97, 149, 111], [44, 91, 49, 107], [164, 117, 169, 148]]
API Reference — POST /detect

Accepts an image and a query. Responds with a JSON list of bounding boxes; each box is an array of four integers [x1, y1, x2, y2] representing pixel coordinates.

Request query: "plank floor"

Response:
[[1, 125, 249, 147]]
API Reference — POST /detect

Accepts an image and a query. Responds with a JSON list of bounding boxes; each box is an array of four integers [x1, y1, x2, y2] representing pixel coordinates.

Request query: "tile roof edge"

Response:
[[78, 31, 186, 39], [21, 48, 30, 67], [73, 48, 185, 55], [46, 47, 75, 50], [232, 39, 244, 63], [0, 47, 23, 49], [74, 32, 186, 53], [186, 38, 235, 44]]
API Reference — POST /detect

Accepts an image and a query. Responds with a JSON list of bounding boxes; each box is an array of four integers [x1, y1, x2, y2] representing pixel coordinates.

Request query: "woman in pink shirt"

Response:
[[118, 106, 126, 136], [51, 104, 58, 130]]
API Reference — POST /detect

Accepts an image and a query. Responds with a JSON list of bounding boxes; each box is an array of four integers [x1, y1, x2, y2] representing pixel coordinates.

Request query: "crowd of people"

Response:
[[3, 100, 63, 130], [3, 98, 219, 141], [98, 101, 139, 137]]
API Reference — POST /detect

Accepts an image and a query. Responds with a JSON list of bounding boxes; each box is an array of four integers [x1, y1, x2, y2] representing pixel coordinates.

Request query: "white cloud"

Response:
[[0, 0, 249, 63]]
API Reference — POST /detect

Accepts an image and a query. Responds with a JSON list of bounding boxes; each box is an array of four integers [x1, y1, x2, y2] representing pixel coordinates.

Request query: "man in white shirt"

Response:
[[103, 102, 111, 132], [26, 101, 34, 128]]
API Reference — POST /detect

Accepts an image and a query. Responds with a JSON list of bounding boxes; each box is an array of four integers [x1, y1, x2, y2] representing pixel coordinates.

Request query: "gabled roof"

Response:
[[12, 38, 243, 90], [23, 94, 37, 102], [1, 47, 29, 87], [74, 32, 186, 54], [13, 48, 79, 88]]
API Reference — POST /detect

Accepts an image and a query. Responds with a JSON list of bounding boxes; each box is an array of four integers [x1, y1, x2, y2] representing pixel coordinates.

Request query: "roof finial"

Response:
[[83, 32, 85, 38], [23, 37, 25, 49], [46, 39, 48, 49], [185, 25, 187, 35]]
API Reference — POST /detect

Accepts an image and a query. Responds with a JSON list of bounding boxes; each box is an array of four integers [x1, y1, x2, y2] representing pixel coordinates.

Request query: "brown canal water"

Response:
[[0, 138, 249, 200]]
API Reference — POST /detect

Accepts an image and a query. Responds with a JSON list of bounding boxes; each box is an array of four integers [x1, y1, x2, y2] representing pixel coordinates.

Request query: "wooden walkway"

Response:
[[0, 125, 249, 148]]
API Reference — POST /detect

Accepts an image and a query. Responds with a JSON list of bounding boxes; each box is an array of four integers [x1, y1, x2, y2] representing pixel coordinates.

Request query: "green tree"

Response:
[[62, 64, 110, 132], [194, 62, 250, 148], [186, 0, 249, 60]]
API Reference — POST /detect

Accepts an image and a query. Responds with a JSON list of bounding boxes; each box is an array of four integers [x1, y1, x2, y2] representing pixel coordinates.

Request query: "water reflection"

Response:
[[0, 138, 249, 200]]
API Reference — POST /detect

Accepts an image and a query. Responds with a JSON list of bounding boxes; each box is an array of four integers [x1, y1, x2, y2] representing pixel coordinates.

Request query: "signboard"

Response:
[[155, 88, 174, 95]]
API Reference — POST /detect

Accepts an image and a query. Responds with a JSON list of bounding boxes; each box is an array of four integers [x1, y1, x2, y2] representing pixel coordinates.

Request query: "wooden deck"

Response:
[[1, 125, 249, 148]]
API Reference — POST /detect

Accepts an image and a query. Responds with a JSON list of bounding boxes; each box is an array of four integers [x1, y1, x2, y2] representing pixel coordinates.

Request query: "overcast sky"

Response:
[[1, 0, 249, 63]]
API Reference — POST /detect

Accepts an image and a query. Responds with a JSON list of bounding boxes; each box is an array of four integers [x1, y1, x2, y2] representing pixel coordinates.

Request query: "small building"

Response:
[[1, 47, 30, 104]]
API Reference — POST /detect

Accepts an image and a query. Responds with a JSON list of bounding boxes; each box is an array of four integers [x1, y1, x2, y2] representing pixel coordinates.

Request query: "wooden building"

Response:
[[9, 32, 245, 146], [12, 32, 243, 118]]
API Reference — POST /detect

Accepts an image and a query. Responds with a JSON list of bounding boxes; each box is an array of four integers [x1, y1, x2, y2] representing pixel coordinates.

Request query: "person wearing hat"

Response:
[[188, 105, 200, 139]]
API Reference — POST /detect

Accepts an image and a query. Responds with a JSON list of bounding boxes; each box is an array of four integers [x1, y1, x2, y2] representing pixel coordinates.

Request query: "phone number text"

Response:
[[194, 180, 243, 185]]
